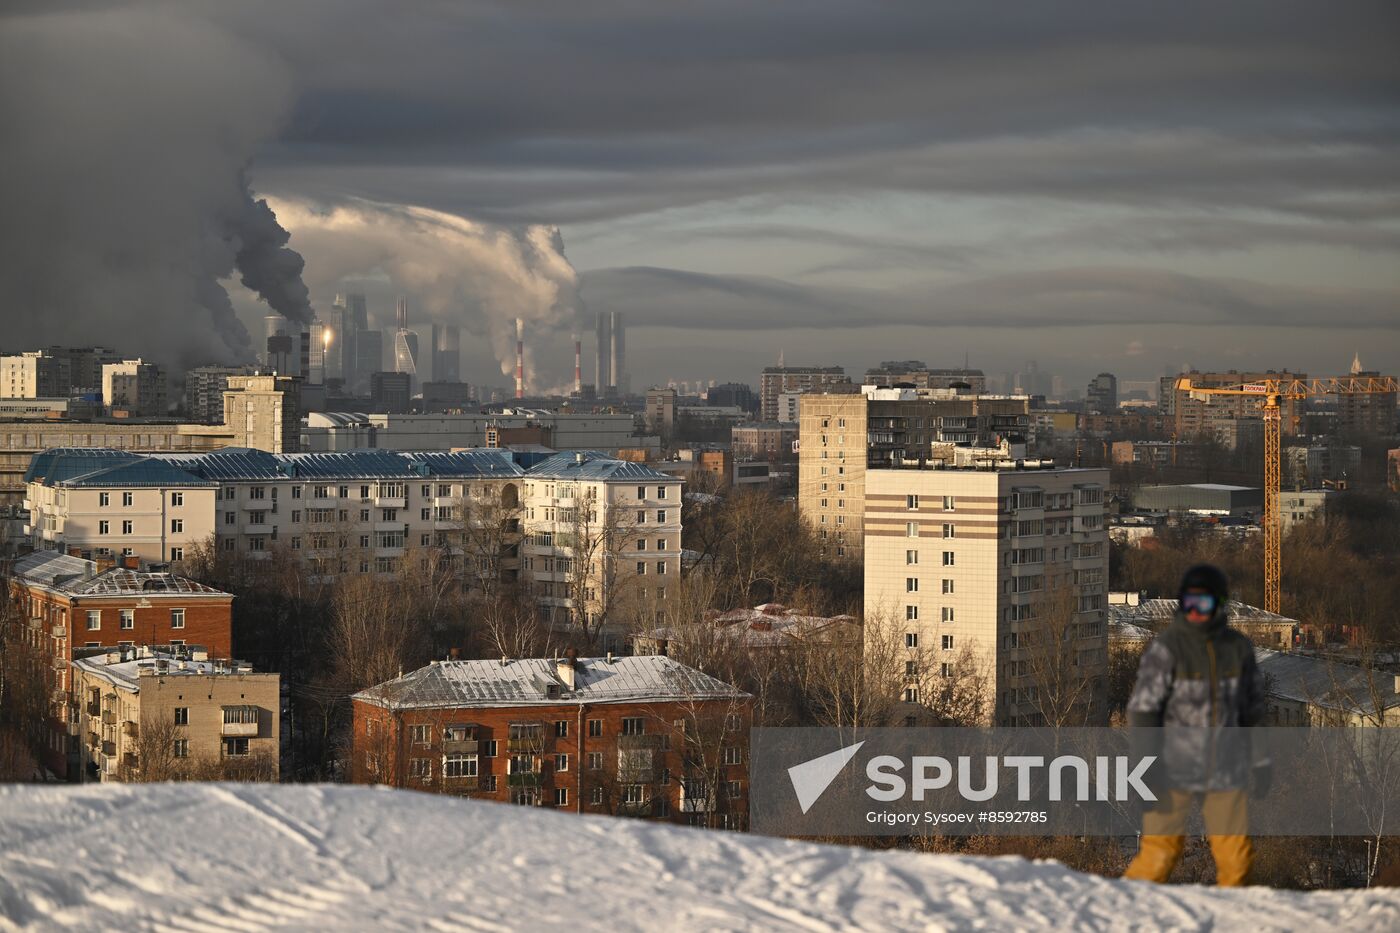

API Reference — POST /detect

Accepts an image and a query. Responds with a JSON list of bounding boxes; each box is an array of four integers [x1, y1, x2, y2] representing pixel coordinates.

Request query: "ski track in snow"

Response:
[[0, 784, 1396, 932]]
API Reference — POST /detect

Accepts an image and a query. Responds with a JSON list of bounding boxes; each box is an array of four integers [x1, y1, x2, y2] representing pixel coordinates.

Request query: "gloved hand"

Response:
[[1252, 760, 1273, 798]]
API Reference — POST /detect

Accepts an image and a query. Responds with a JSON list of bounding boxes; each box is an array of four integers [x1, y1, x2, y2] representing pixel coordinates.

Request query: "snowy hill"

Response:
[[1, 785, 1397, 931]]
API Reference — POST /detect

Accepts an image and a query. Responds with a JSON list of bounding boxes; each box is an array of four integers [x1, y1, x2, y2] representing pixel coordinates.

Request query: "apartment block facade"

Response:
[[758, 366, 848, 422], [863, 462, 1109, 726], [7, 550, 234, 776], [351, 655, 751, 828], [102, 359, 167, 416], [798, 386, 1031, 558], [1166, 370, 1307, 439], [72, 645, 278, 782]]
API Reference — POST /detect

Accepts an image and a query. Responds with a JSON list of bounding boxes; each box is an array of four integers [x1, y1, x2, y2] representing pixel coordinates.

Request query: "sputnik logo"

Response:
[[788, 741, 865, 814]]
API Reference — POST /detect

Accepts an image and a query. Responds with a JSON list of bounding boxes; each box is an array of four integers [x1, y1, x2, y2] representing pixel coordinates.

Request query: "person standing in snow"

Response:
[[1121, 564, 1269, 886]]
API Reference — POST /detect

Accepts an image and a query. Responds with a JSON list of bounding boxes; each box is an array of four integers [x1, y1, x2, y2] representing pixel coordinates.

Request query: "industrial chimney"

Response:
[[573, 336, 582, 394], [515, 317, 525, 399]]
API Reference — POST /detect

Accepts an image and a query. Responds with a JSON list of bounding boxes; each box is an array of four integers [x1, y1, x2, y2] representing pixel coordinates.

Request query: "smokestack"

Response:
[[515, 317, 525, 399], [574, 337, 582, 394]]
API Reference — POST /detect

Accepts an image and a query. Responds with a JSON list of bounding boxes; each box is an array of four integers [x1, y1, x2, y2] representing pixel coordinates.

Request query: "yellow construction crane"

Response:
[[1175, 375, 1399, 614]]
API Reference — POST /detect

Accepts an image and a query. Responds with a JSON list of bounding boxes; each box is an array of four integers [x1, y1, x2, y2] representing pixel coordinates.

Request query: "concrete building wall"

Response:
[[25, 484, 217, 564], [102, 360, 167, 416], [223, 374, 300, 453], [864, 466, 1109, 726]]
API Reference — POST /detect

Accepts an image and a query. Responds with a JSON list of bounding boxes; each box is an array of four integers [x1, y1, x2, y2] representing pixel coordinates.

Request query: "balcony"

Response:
[[100, 710, 116, 725], [51, 624, 66, 639], [86, 701, 100, 717], [243, 523, 273, 535], [617, 733, 664, 751], [618, 767, 655, 784], [373, 520, 406, 533], [221, 706, 259, 737], [87, 731, 99, 748], [52, 657, 69, 673], [123, 753, 139, 772], [100, 740, 116, 757], [442, 739, 479, 755], [443, 775, 479, 791], [506, 736, 542, 753], [506, 772, 541, 787], [122, 721, 139, 738], [373, 495, 407, 509]]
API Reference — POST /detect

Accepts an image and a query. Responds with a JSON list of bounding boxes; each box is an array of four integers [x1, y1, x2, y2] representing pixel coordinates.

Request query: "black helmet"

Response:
[[1179, 563, 1228, 604]]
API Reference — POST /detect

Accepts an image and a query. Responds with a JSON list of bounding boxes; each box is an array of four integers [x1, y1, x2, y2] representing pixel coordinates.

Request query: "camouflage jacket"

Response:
[[1127, 609, 1265, 791]]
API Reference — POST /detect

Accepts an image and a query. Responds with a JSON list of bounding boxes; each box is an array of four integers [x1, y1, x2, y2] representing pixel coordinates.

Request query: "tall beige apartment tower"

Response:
[[863, 461, 1109, 726], [798, 386, 1031, 559], [223, 374, 301, 453]]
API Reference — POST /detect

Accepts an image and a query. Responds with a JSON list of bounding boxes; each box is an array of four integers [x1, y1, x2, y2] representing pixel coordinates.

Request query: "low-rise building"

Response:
[[634, 603, 858, 655], [1130, 483, 1262, 516], [731, 422, 797, 460], [1108, 597, 1297, 651], [71, 645, 278, 782], [351, 654, 751, 828], [1255, 649, 1400, 726], [7, 550, 234, 777]]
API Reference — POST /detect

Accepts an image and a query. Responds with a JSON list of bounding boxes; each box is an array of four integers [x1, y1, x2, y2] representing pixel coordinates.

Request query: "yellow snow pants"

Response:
[[1122, 789, 1253, 887]]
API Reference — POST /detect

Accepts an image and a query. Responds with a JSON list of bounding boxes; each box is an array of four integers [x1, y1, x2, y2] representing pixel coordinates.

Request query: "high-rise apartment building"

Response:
[[222, 374, 300, 453], [432, 323, 461, 383], [864, 362, 987, 393], [184, 366, 254, 423], [1168, 370, 1307, 439], [759, 366, 848, 422], [1, 350, 71, 398], [798, 386, 1031, 558], [102, 359, 167, 416], [864, 461, 1109, 726], [1337, 354, 1395, 438], [1085, 373, 1118, 413]]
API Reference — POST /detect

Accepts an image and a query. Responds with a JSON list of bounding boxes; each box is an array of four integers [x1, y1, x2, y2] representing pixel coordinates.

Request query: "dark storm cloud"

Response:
[[581, 265, 1400, 332]]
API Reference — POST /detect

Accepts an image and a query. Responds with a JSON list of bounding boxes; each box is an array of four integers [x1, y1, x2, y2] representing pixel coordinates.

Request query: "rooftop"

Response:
[[72, 646, 261, 692], [1109, 599, 1296, 627], [11, 551, 230, 597], [1255, 649, 1400, 715], [524, 450, 679, 481], [354, 655, 748, 710], [642, 604, 858, 649]]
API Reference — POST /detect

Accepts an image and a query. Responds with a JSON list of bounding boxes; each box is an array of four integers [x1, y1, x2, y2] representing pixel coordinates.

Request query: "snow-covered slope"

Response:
[[1, 784, 1396, 932]]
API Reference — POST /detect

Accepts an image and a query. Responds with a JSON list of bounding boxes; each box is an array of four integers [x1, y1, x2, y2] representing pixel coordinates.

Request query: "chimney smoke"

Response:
[[515, 317, 525, 399]]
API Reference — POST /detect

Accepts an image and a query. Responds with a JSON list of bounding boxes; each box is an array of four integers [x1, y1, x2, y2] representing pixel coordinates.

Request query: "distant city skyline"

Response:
[[3, 3, 1396, 388]]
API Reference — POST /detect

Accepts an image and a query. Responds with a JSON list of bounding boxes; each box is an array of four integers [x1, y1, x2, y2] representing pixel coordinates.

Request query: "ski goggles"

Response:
[[1180, 592, 1217, 615]]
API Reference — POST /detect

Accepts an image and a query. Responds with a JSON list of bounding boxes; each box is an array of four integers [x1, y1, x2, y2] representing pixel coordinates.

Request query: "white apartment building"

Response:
[[520, 452, 683, 644], [1, 351, 71, 399], [23, 449, 218, 563], [102, 359, 167, 416], [864, 461, 1109, 726], [26, 448, 683, 644]]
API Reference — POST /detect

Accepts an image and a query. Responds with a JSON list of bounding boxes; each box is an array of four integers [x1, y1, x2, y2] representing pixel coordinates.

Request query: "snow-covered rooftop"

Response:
[[1255, 648, 1400, 713], [0, 784, 1394, 931], [72, 647, 261, 692], [11, 551, 230, 597], [354, 655, 748, 710], [1109, 598, 1296, 627]]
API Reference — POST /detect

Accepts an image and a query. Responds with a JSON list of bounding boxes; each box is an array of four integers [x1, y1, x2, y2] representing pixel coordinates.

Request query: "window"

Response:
[[623, 784, 646, 805], [120, 609, 134, 630], [656, 560, 667, 576], [722, 746, 743, 766], [98, 520, 109, 534], [903, 687, 920, 703], [410, 724, 431, 745], [906, 660, 919, 678], [554, 754, 569, 772], [410, 758, 431, 780], [636, 539, 646, 551], [292, 486, 302, 499], [249, 487, 265, 500], [554, 788, 569, 807], [171, 492, 183, 507], [169, 547, 183, 561], [588, 719, 602, 737], [943, 496, 955, 511], [942, 523, 955, 539], [171, 518, 183, 534], [173, 739, 189, 758], [224, 511, 235, 526], [941, 663, 953, 677], [481, 740, 498, 757], [86, 610, 101, 631], [121, 520, 133, 535], [942, 551, 955, 566], [942, 635, 955, 650], [445, 755, 477, 778], [656, 538, 667, 551], [591, 786, 604, 805], [906, 494, 919, 510], [621, 717, 645, 736], [223, 706, 258, 726], [906, 577, 918, 593], [174, 707, 189, 726], [636, 561, 646, 576], [905, 632, 919, 649], [587, 752, 603, 770], [657, 486, 667, 500], [906, 549, 918, 565], [942, 607, 955, 623], [656, 510, 667, 523], [170, 609, 185, 629], [906, 522, 919, 538], [942, 578, 955, 594], [122, 492, 133, 507], [905, 605, 918, 621], [99, 492, 109, 507]]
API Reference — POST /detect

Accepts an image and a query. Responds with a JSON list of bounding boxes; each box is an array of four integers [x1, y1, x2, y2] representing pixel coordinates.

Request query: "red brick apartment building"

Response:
[[5, 550, 233, 777], [352, 654, 752, 829]]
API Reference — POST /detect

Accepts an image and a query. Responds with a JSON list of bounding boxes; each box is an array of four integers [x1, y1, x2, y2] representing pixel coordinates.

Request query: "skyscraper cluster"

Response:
[[594, 311, 627, 397]]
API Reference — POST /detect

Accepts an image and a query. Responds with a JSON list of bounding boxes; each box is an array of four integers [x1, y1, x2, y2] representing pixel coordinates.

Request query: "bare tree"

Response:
[[1020, 582, 1104, 726]]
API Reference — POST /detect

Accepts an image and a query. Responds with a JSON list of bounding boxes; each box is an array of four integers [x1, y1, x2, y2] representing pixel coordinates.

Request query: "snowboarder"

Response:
[[1121, 563, 1269, 886]]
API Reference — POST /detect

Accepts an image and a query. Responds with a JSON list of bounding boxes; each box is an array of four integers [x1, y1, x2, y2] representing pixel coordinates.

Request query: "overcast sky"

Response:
[[3, 1, 1397, 392]]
